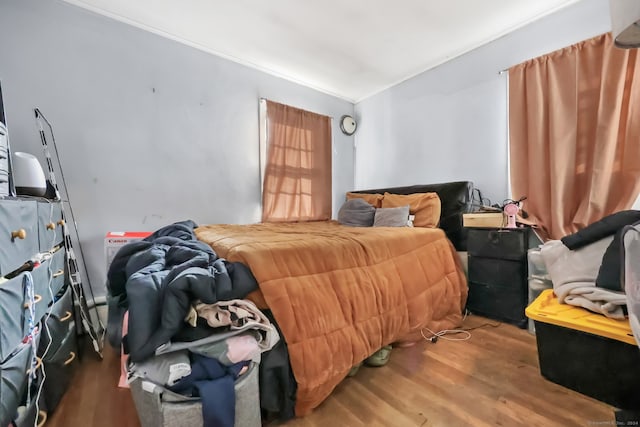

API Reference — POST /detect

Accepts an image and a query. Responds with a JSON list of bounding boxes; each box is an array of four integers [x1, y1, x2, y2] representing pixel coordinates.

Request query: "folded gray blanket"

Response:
[[540, 238, 627, 319]]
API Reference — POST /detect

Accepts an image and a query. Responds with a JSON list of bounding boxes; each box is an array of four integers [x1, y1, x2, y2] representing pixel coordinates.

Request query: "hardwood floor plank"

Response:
[[44, 315, 615, 427], [410, 353, 526, 426], [426, 322, 612, 426]]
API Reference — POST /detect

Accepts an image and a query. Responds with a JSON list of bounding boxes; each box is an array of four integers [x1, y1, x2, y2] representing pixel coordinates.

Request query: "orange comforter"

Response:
[[195, 221, 467, 415]]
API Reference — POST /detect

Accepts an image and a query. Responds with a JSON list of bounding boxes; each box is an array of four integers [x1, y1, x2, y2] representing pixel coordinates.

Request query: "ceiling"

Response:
[[63, 0, 579, 102]]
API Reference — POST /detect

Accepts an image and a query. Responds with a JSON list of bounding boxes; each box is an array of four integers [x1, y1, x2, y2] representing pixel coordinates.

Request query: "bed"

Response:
[[194, 182, 473, 416]]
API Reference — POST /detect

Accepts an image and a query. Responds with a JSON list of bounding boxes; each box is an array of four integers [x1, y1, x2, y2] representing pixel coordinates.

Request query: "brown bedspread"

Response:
[[195, 221, 467, 416]]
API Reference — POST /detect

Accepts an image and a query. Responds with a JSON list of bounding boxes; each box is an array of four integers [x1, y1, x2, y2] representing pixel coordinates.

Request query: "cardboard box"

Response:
[[105, 231, 152, 270], [526, 290, 640, 410], [463, 212, 505, 228]]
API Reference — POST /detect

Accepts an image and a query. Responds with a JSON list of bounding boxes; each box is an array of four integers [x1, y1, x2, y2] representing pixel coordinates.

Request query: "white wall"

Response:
[[354, 0, 611, 206], [0, 0, 354, 296]]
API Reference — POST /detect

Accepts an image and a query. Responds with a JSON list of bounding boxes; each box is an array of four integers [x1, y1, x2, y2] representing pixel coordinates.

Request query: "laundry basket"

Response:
[[129, 361, 261, 427]]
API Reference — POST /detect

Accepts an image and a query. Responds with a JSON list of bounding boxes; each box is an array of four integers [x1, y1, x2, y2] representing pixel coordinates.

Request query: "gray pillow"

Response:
[[338, 198, 376, 227], [374, 205, 410, 227]]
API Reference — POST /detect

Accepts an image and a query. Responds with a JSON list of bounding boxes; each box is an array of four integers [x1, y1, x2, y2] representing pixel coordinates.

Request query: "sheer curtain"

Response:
[[509, 33, 640, 240], [262, 100, 332, 222]]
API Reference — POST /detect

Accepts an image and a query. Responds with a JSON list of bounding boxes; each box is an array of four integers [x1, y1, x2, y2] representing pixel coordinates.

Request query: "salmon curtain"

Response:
[[262, 100, 332, 222], [509, 33, 640, 240]]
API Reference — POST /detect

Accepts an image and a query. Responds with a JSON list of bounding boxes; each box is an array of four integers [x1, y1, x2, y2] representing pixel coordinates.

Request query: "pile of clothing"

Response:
[[540, 210, 640, 319], [106, 220, 281, 427]]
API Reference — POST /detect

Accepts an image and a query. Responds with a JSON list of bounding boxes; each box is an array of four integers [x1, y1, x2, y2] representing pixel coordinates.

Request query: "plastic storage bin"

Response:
[[466, 228, 530, 328], [526, 246, 547, 277], [526, 290, 640, 409], [526, 247, 553, 334], [129, 361, 261, 427]]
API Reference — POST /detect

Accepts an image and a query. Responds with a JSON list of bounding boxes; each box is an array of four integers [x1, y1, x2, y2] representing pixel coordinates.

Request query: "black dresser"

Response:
[[466, 227, 535, 328]]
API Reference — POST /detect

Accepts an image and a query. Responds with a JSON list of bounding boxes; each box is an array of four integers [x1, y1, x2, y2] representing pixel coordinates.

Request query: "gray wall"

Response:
[[0, 0, 354, 297], [353, 0, 611, 206]]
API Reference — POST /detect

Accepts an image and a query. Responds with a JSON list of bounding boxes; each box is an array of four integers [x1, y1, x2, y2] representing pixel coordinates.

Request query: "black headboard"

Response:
[[351, 181, 474, 250]]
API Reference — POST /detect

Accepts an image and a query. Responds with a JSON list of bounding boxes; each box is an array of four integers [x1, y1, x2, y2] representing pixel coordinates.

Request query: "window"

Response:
[[260, 100, 332, 222]]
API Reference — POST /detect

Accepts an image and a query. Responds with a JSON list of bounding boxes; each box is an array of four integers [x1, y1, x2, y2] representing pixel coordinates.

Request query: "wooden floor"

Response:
[[46, 315, 615, 427]]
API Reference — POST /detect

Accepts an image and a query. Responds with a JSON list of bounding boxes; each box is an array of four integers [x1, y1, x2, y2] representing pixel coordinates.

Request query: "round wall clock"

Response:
[[340, 115, 357, 136]]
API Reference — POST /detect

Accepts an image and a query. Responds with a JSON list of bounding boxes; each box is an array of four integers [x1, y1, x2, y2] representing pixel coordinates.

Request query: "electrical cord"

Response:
[[421, 327, 471, 343], [420, 310, 502, 344]]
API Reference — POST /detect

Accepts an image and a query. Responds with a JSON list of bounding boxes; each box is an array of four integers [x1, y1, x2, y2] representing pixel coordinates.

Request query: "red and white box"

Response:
[[105, 231, 152, 270]]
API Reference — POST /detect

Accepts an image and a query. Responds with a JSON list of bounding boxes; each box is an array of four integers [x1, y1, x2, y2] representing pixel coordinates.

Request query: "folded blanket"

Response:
[[540, 238, 627, 319], [561, 210, 640, 291]]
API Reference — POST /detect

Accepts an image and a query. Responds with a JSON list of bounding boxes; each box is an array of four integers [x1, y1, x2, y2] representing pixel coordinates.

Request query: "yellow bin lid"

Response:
[[526, 289, 637, 346]]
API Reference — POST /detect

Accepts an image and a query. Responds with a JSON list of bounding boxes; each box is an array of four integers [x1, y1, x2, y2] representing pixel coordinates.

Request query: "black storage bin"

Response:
[[467, 282, 527, 327], [527, 290, 640, 410], [534, 322, 640, 409], [466, 227, 531, 328], [468, 257, 524, 288], [467, 228, 528, 260]]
